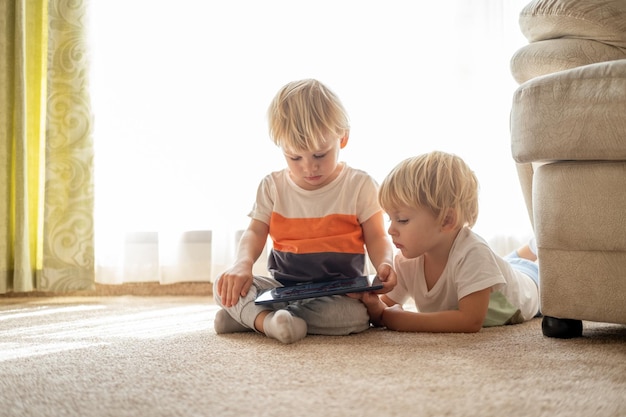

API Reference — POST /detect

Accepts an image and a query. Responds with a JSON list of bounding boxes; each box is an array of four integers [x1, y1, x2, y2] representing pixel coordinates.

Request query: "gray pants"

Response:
[[213, 275, 370, 336]]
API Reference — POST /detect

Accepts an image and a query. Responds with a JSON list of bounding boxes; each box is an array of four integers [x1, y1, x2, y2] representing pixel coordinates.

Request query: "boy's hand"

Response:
[[216, 265, 253, 307], [346, 289, 378, 305], [375, 262, 397, 294], [359, 291, 383, 308], [347, 290, 386, 325], [216, 219, 268, 307], [355, 291, 386, 326]]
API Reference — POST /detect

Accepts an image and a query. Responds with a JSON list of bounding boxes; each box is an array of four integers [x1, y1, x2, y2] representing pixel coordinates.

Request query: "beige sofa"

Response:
[[509, 0, 626, 337]]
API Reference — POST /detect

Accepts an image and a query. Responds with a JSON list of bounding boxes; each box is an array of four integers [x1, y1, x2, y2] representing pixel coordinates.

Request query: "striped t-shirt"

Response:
[[249, 163, 381, 285]]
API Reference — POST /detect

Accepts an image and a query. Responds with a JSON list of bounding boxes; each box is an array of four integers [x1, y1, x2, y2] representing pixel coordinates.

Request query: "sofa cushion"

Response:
[[519, 0, 626, 48], [510, 59, 626, 163], [534, 161, 626, 252], [510, 39, 626, 83]]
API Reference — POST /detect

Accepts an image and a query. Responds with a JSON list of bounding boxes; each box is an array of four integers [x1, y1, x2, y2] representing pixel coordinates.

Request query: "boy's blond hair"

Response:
[[379, 151, 479, 229], [267, 79, 350, 151]]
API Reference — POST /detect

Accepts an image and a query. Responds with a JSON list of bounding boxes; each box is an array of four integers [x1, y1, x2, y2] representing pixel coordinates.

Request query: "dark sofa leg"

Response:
[[542, 316, 583, 338]]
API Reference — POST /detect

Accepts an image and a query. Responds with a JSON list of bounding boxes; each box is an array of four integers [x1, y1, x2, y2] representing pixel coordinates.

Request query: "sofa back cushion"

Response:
[[519, 0, 626, 48]]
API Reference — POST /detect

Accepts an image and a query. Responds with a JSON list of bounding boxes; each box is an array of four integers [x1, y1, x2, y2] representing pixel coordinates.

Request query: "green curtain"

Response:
[[0, 0, 94, 293]]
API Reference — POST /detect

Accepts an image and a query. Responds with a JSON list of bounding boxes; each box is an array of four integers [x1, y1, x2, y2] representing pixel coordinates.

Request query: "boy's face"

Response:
[[385, 205, 446, 259], [282, 137, 345, 190]]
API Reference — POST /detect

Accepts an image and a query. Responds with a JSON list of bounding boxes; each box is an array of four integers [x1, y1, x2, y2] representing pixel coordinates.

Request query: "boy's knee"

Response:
[[290, 296, 370, 335], [212, 278, 223, 306]]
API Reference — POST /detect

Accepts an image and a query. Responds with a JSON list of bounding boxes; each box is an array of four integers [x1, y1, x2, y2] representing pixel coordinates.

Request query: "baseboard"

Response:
[[0, 282, 213, 298]]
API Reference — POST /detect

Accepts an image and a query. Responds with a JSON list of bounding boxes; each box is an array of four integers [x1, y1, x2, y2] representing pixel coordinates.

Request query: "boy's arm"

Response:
[[361, 211, 396, 292], [216, 219, 269, 307], [381, 288, 491, 333]]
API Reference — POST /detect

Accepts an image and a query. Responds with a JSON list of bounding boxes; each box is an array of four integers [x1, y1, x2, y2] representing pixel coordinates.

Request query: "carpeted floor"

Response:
[[0, 296, 625, 417]]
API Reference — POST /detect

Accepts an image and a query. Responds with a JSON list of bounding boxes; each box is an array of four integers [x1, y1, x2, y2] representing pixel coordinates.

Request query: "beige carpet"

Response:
[[0, 296, 625, 417]]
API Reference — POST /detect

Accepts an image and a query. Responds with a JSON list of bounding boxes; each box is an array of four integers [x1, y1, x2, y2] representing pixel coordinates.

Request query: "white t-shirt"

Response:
[[386, 227, 540, 326]]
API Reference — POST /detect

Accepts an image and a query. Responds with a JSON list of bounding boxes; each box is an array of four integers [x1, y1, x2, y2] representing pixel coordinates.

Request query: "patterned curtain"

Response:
[[0, 0, 94, 293]]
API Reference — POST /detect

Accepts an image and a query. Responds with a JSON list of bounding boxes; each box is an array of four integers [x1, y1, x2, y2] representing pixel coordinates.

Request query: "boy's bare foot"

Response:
[[516, 244, 537, 262]]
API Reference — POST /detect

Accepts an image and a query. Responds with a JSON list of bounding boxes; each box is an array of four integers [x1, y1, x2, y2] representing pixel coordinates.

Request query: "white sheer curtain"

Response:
[[89, 0, 533, 285]]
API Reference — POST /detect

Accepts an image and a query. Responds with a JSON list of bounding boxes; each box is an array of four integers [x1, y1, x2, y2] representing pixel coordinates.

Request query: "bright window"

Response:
[[89, 0, 532, 283]]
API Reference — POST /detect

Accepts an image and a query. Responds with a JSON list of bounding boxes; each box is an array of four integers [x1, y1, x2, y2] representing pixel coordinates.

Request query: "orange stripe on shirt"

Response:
[[270, 212, 365, 254]]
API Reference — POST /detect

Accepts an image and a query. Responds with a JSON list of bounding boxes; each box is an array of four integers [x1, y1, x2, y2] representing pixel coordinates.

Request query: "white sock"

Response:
[[263, 310, 307, 344], [214, 309, 252, 334]]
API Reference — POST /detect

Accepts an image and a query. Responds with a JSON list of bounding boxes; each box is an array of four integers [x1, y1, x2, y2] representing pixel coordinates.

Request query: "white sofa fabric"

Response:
[[509, 0, 626, 337]]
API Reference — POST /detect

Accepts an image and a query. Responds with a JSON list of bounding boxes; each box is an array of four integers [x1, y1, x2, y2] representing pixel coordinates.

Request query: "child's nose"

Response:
[[304, 158, 317, 172]]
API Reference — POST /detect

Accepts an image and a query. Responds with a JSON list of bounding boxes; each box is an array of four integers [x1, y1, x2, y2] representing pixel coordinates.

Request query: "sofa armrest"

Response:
[[511, 59, 626, 164]]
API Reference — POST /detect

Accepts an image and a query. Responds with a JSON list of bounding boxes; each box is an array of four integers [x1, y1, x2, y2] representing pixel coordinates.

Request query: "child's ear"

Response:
[[441, 209, 458, 231], [340, 134, 349, 149]]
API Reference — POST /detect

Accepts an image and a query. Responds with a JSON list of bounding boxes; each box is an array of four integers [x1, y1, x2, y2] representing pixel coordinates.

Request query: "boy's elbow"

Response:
[[466, 324, 482, 333], [464, 318, 484, 333]]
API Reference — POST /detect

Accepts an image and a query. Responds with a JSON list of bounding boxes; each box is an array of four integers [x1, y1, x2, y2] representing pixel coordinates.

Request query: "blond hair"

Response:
[[267, 79, 350, 151], [379, 151, 479, 229]]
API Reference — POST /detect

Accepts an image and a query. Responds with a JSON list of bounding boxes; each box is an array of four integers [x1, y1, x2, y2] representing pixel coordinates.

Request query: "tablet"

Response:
[[254, 275, 383, 305]]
